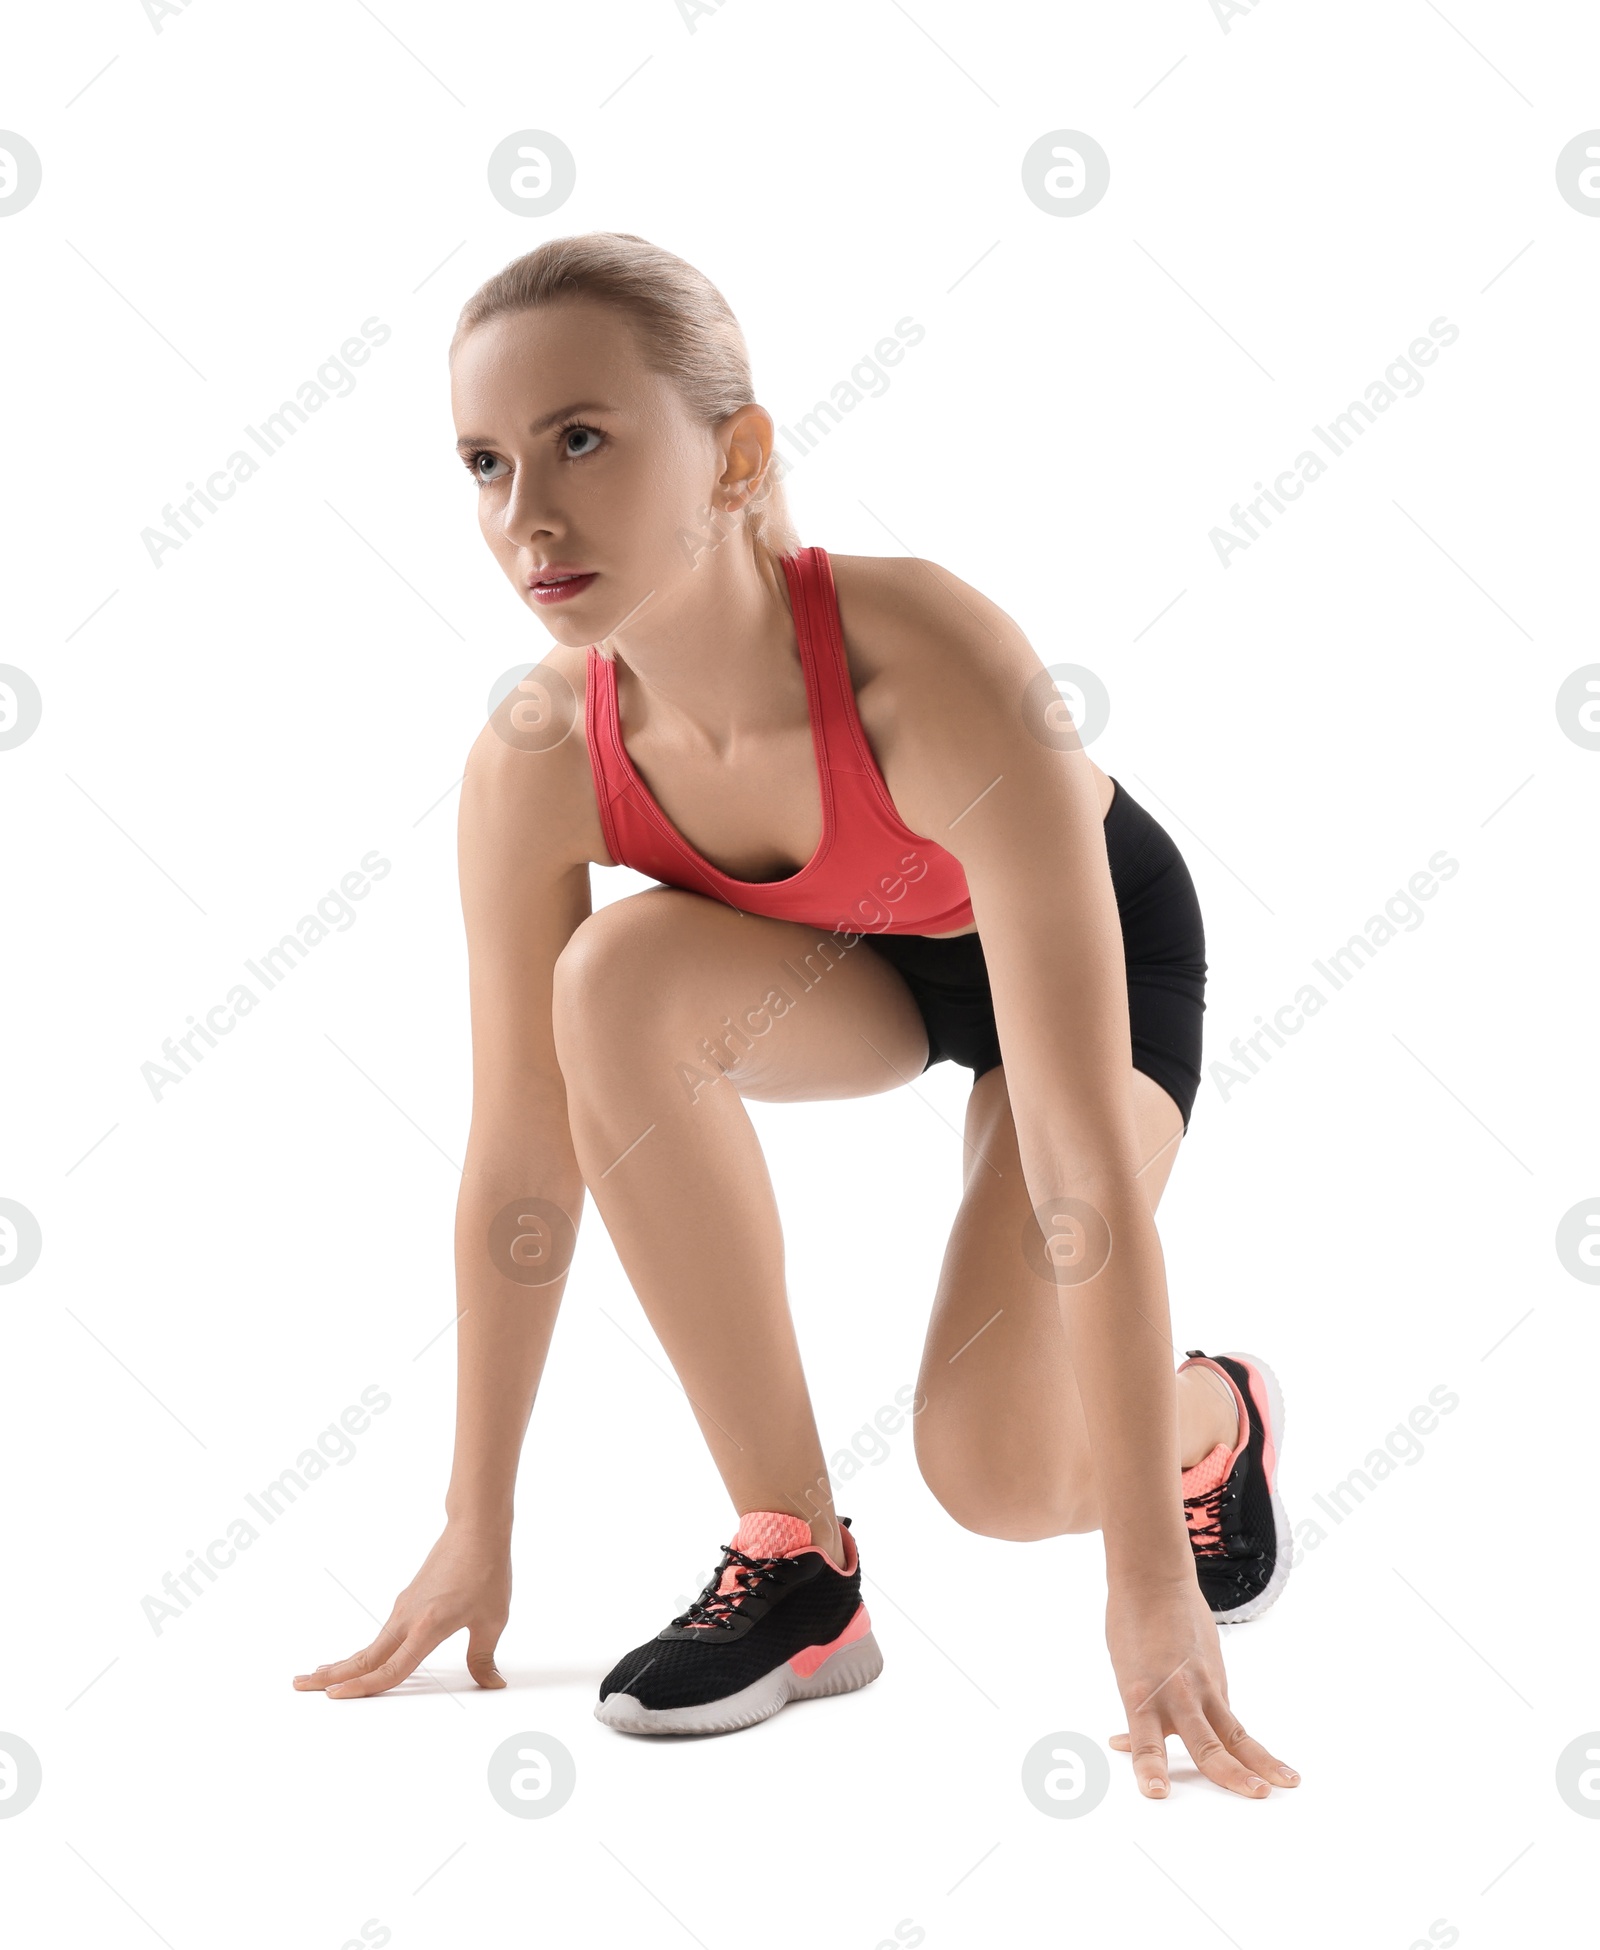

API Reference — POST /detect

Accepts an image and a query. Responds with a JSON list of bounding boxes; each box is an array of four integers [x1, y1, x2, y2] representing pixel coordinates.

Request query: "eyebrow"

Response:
[[454, 401, 615, 452]]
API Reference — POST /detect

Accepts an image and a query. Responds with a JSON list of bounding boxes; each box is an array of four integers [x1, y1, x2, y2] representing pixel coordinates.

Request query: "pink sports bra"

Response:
[[584, 546, 976, 937]]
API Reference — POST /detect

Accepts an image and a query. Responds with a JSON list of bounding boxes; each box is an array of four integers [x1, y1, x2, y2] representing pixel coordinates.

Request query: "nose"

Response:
[[498, 462, 563, 549]]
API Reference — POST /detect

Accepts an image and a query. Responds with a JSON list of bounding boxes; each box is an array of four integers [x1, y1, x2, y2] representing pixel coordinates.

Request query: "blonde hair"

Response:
[[450, 232, 801, 627]]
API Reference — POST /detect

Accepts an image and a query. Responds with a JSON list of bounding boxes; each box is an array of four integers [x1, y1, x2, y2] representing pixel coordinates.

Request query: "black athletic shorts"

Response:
[[858, 777, 1207, 1133]]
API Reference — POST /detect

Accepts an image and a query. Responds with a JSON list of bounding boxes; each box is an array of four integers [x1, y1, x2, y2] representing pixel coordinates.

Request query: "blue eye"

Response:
[[463, 449, 509, 484]]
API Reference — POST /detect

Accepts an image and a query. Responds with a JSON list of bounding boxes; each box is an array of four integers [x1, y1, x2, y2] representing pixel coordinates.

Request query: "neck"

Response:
[[601, 538, 799, 754]]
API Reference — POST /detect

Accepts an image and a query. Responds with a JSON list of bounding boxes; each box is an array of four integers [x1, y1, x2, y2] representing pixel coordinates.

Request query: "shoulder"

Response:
[[826, 551, 1033, 683], [823, 551, 1104, 835], [827, 551, 1055, 740], [461, 637, 610, 872]]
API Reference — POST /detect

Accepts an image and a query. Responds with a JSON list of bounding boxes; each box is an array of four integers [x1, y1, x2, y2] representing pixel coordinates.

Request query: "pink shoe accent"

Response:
[[1242, 1364, 1277, 1491], [1180, 1438, 1233, 1497], [703, 1511, 852, 1605], [788, 1601, 871, 1678], [1177, 1355, 1251, 1558], [717, 1512, 812, 1591]]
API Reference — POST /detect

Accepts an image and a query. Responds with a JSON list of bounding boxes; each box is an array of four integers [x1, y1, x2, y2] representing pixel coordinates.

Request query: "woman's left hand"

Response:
[[1103, 1573, 1300, 1799]]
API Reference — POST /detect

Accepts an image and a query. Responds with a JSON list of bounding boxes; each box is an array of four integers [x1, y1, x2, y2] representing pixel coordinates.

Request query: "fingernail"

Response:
[[1146, 1780, 1167, 1796], [1247, 1776, 1268, 1791], [1281, 1768, 1299, 1784]]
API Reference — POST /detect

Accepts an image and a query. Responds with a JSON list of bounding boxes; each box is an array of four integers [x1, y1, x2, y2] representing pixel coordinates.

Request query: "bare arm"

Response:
[[295, 699, 594, 1699], [881, 564, 1189, 1580], [876, 559, 1291, 1796], [446, 723, 593, 1538]]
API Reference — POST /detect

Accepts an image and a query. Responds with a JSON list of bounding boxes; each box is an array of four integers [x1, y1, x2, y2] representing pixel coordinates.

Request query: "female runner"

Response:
[[294, 232, 1299, 1801]]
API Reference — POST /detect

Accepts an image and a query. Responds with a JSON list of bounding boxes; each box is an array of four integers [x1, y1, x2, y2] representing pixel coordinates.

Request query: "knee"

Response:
[[913, 1417, 1097, 1541], [550, 890, 692, 1068]]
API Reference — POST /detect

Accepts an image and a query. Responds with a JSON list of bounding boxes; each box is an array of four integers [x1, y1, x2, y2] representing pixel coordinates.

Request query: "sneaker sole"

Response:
[[594, 1628, 884, 1737], [1213, 1348, 1292, 1626]]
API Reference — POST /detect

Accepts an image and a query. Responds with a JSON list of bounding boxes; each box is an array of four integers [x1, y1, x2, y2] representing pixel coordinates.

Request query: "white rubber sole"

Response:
[[1212, 1348, 1292, 1627], [594, 1628, 885, 1736]]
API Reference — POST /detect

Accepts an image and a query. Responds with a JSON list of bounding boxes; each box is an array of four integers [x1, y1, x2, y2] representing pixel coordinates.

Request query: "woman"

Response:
[[294, 232, 1298, 1801]]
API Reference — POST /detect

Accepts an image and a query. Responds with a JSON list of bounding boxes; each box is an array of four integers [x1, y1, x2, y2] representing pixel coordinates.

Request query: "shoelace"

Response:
[[1182, 1479, 1229, 1558], [672, 1544, 788, 1631]]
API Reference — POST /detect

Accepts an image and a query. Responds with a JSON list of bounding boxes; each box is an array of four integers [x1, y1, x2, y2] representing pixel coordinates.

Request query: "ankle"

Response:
[[1178, 1363, 1240, 1471], [809, 1518, 846, 1567]]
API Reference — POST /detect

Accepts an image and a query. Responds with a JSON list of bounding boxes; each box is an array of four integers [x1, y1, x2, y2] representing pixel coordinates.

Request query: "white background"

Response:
[[3, 1, 1598, 1945]]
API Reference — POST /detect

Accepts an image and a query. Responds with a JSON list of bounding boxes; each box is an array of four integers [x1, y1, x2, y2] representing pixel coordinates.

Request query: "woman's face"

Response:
[[450, 297, 763, 644]]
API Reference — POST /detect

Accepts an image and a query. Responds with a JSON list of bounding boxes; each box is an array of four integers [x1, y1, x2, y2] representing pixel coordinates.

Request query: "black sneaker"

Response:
[[594, 1511, 882, 1735], [1178, 1350, 1291, 1624]]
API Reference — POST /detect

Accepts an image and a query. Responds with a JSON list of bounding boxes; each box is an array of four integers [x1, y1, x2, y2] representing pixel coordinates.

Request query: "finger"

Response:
[[293, 1621, 407, 1690], [1208, 1701, 1300, 1787], [293, 1646, 385, 1689], [466, 1625, 507, 1690], [326, 1629, 440, 1699], [1171, 1694, 1271, 1798], [1108, 1732, 1131, 1753], [1122, 1709, 1173, 1799], [293, 1646, 387, 1690]]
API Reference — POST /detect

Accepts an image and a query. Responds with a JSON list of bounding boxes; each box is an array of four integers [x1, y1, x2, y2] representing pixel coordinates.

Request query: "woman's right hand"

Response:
[[293, 1520, 512, 1700], [1104, 1571, 1299, 1798]]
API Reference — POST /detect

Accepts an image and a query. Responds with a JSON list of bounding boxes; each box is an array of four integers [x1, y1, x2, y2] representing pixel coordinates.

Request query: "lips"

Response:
[[527, 570, 597, 605]]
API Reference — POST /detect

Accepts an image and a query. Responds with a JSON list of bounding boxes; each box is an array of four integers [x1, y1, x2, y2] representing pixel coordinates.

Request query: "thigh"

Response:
[[909, 1061, 1185, 1535], [554, 885, 933, 1103]]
